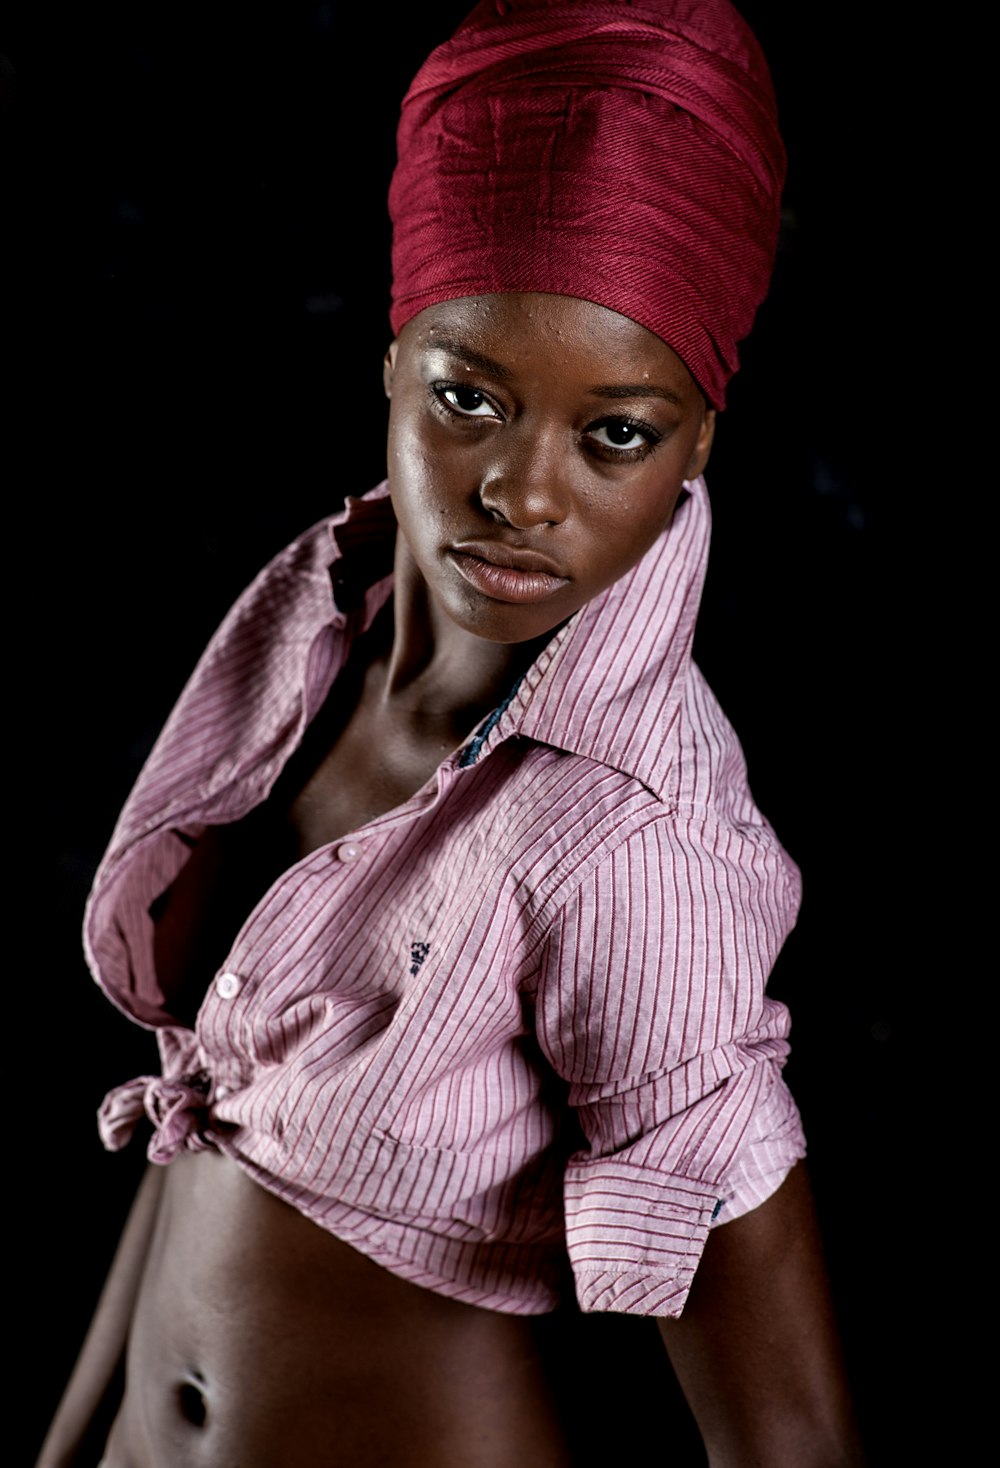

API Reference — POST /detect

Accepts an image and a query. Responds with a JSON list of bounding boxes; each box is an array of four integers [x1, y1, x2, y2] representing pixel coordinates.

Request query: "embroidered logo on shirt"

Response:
[[409, 941, 431, 976]]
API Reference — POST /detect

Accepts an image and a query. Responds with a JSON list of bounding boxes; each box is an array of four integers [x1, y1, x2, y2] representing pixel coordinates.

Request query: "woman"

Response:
[[38, 2, 865, 1464]]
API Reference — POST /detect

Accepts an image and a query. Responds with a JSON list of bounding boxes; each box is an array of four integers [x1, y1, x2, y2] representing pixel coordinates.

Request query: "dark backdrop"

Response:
[[9, 5, 937, 1463]]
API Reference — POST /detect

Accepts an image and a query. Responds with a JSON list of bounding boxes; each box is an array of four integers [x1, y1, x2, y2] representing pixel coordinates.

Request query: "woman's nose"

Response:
[[477, 427, 569, 529]]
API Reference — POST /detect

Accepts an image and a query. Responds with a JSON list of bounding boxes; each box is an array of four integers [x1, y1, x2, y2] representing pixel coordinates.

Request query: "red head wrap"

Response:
[[389, 0, 786, 408]]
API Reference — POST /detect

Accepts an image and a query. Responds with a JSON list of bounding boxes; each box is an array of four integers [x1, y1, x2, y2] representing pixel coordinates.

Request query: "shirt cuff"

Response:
[[565, 1162, 719, 1317]]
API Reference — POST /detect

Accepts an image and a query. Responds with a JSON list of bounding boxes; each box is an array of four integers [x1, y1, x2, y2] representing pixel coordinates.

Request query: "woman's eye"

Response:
[[437, 385, 497, 417], [587, 419, 659, 453]]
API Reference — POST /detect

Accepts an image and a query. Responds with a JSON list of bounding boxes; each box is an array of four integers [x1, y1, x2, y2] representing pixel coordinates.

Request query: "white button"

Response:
[[337, 841, 363, 863], [215, 1083, 231, 1099], [215, 972, 241, 999]]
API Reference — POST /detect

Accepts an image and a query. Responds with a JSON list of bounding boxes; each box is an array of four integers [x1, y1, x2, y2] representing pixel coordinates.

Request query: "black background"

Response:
[[8, 4, 942, 1464]]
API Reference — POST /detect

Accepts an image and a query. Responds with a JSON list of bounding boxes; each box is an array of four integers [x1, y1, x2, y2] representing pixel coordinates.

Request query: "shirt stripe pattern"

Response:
[[86, 477, 805, 1318]]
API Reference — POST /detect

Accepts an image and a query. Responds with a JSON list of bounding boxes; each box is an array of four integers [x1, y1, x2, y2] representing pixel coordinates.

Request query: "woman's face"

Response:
[[384, 293, 715, 645]]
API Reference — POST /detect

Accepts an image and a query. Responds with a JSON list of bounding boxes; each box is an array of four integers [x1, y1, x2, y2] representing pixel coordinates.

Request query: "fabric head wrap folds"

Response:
[[389, 0, 786, 408]]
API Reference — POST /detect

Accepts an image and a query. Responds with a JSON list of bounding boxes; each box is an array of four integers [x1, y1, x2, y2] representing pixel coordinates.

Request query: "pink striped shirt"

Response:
[[86, 476, 805, 1318]]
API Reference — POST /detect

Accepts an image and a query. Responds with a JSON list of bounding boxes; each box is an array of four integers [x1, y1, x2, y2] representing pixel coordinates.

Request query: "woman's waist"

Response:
[[123, 1150, 578, 1466], [159, 1136, 569, 1311], [152, 1148, 522, 1318]]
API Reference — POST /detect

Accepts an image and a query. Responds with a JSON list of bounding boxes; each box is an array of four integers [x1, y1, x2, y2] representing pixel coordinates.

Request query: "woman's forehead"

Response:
[[400, 293, 700, 400]]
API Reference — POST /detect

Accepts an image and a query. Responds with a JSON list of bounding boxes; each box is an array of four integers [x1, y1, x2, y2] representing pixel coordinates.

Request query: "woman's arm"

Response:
[[657, 1161, 866, 1467], [35, 1161, 166, 1468]]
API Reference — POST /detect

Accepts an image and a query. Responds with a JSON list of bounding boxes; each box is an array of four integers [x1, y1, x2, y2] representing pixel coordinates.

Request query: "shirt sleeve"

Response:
[[534, 811, 806, 1318]]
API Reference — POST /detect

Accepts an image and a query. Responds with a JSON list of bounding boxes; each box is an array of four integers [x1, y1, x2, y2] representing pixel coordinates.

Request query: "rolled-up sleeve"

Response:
[[535, 813, 806, 1317]]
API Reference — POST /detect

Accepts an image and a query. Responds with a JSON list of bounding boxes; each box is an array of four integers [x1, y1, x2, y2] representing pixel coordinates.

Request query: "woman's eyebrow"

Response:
[[424, 335, 514, 379], [423, 335, 682, 406], [588, 382, 682, 406]]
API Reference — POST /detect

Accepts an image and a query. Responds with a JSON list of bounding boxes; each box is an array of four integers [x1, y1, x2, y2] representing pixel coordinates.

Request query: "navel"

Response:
[[175, 1369, 209, 1428]]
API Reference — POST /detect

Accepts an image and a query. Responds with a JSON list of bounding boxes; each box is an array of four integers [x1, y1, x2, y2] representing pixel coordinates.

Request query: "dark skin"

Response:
[[37, 295, 865, 1467], [660, 1163, 864, 1466]]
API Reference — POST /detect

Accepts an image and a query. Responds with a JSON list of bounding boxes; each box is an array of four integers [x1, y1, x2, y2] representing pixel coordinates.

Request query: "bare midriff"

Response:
[[102, 1149, 577, 1468]]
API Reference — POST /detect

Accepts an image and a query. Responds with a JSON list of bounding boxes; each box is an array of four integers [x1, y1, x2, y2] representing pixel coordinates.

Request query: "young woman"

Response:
[[38, 3, 866, 1464]]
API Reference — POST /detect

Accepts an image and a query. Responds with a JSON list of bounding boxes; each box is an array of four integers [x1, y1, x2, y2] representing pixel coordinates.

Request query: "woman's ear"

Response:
[[383, 341, 399, 398], [686, 407, 716, 480]]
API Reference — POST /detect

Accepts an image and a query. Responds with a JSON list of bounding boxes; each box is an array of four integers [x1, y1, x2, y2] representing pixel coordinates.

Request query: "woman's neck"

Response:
[[379, 536, 554, 736]]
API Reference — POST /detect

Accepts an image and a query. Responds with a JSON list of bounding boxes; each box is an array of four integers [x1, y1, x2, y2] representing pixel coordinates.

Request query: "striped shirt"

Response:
[[86, 476, 805, 1318]]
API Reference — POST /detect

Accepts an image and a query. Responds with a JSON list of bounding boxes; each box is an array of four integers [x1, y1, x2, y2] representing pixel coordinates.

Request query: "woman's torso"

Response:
[[104, 617, 590, 1467]]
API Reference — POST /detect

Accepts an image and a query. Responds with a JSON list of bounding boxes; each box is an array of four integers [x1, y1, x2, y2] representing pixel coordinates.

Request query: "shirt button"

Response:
[[337, 841, 363, 863], [215, 1083, 231, 1099], [215, 972, 242, 999]]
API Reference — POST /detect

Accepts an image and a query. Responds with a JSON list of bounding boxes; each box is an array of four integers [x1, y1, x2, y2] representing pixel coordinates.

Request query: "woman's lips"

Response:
[[448, 541, 569, 604]]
